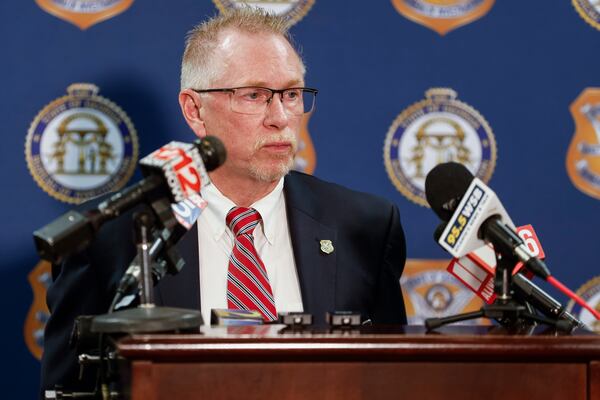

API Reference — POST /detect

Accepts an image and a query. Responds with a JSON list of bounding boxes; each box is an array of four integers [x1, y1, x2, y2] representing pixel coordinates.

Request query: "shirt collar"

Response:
[[251, 178, 284, 245], [201, 178, 284, 245]]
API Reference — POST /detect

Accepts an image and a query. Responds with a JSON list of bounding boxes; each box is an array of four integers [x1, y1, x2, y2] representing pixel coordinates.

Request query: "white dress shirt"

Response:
[[197, 178, 303, 324]]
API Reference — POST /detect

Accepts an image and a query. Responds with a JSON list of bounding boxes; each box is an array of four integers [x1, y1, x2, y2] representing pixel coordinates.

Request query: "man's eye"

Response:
[[239, 90, 266, 101], [285, 90, 301, 100]]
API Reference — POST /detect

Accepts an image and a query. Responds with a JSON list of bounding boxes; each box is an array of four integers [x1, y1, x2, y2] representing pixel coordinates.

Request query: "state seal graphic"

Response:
[[391, 0, 495, 35], [566, 276, 600, 333], [384, 88, 496, 206], [567, 88, 600, 200], [401, 259, 486, 324], [36, 0, 134, 30], [572, 0, 600, 31], [26, 83, 138, 204], [213, 0, 314, 26]]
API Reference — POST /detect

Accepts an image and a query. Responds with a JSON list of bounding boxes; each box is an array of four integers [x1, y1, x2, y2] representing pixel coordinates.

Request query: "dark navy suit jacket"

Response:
[[41, 171, 407, 395]]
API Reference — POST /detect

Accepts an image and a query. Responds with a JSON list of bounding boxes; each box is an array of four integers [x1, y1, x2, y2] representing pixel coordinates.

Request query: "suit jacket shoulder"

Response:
[[284, 170, 398, 222]]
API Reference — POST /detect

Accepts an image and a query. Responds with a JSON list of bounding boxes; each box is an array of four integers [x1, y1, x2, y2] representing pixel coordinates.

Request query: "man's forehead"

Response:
[[216, 28, 295, 57], [211, 28, 304, 86]]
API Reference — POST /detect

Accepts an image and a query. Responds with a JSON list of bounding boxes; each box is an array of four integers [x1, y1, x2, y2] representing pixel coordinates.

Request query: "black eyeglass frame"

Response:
[[191, 86, 318, 114]]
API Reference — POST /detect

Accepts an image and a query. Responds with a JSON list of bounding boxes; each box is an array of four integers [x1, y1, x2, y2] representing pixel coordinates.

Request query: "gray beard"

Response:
[[248, 156, 294, 182]]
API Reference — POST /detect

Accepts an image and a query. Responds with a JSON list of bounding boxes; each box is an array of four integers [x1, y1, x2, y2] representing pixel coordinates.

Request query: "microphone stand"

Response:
[[425, 250, 575, 332], [91, 210, 202, 334], [55, 209, 202, 399]]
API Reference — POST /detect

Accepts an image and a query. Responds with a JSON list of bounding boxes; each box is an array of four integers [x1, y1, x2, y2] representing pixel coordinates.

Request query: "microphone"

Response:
[[33, 136, 226, 264], [113, 194, 208, 303], [426, 163, 600, 325], [448, 222, 600, 323], [425, 162, 550, 280], [138, 137, 225, 203], [447, 224, 541, 304], [447, 247, 582, 328], [511, 273, 582, 329]]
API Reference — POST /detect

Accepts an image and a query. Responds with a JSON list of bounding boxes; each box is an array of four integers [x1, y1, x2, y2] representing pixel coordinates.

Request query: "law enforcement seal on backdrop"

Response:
[[24, 260, 51, 360], [566, 88, 600, 200], [384, 88, 496, 206], [391, 0, 495, 35], [35, 0, 134, 30], [26, 83, 138, 204], [566, 276, 600, 333], [572, 0, 600, 31], [213, 0, 314, 26], [401, 259, 486, 325]]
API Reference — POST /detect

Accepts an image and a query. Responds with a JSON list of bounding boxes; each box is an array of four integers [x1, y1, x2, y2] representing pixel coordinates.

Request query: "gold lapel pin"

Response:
[[319, 239, 334, 255]]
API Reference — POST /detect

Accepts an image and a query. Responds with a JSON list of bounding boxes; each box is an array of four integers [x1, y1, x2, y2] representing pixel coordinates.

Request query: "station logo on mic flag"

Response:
[[566, 276, 600, 333], [213, 0, 314, 27], [25, 83, 138, 204], [391, 0, 495, 35], [35, 0, 134, 30], [566, 88, 600, 200], [384, 88, 496, 206], [572, 0, 600, 31], [171, 194, 207, 230]]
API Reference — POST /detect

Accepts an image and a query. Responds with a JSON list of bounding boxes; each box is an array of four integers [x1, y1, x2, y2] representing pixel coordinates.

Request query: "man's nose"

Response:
[[264, 93, 290, 128]]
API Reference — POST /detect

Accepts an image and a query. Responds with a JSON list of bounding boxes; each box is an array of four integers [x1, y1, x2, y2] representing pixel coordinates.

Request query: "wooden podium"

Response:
[[117, 325, 600, 400]]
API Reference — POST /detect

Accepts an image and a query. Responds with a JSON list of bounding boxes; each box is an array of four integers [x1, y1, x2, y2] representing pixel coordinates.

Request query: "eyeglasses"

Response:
[[192, 86, 318, 115]]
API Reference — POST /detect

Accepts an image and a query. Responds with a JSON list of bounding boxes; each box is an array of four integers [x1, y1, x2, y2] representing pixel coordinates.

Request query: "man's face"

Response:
[[196, 29, 304, 183]]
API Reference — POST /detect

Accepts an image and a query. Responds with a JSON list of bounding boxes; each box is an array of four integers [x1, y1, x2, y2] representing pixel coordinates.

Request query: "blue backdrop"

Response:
[[1, 1, 599, 397]]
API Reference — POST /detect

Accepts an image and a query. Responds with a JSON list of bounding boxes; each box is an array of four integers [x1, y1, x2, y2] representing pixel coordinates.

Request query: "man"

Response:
[[41, 8, 406, 396]]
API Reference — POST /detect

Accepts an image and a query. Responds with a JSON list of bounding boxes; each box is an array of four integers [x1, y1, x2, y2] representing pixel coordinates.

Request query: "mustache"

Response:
[[254, 132, 298, 152]]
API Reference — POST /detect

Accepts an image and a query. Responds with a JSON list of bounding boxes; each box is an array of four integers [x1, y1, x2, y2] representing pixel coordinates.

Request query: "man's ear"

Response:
[[179, 89, 207, 139]]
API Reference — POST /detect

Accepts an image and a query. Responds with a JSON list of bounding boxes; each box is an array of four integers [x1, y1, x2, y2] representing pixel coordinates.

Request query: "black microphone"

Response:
[[112, 209, 183, 305], [425, 161, 473, 222], [511, 273, 582, 329], [33, 136, 226, 264], [425, 162, 550, 280]]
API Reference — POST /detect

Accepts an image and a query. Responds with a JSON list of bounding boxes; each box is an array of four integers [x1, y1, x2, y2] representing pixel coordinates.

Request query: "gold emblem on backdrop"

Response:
[[566, 276, 600, 333], [26, 83, 139, 204], [24, 261, 51, 360], [401, 259, 487, 324], [384, 88, 496, 206], [213, 0, 314, 27], [35, 0, 134, 30], [391, 0, 495, 35], [294, 113, 317, 174], [566, 88, 600, 200], [572, 0, 600, 31]]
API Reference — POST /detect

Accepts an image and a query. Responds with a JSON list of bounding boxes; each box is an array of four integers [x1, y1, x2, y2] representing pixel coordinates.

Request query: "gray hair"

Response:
[[180, 8, 306, 90]]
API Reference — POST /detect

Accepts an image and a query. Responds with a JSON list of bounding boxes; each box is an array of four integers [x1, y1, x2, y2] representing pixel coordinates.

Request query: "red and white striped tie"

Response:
[[226, 207, 277, 321]]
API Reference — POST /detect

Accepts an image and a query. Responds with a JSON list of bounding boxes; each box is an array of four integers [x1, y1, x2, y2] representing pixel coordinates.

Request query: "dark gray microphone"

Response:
[[33, 136, 226, 264]]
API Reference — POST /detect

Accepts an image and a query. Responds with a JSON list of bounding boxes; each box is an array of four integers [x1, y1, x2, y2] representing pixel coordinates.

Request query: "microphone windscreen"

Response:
[[197, 136, 227, 171], [425, 162, 474, 221], [433, 221, 448, 242]]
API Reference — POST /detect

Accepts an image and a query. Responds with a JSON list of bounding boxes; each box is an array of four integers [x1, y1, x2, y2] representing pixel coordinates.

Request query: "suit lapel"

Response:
[[284, 172, 337, 324]]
